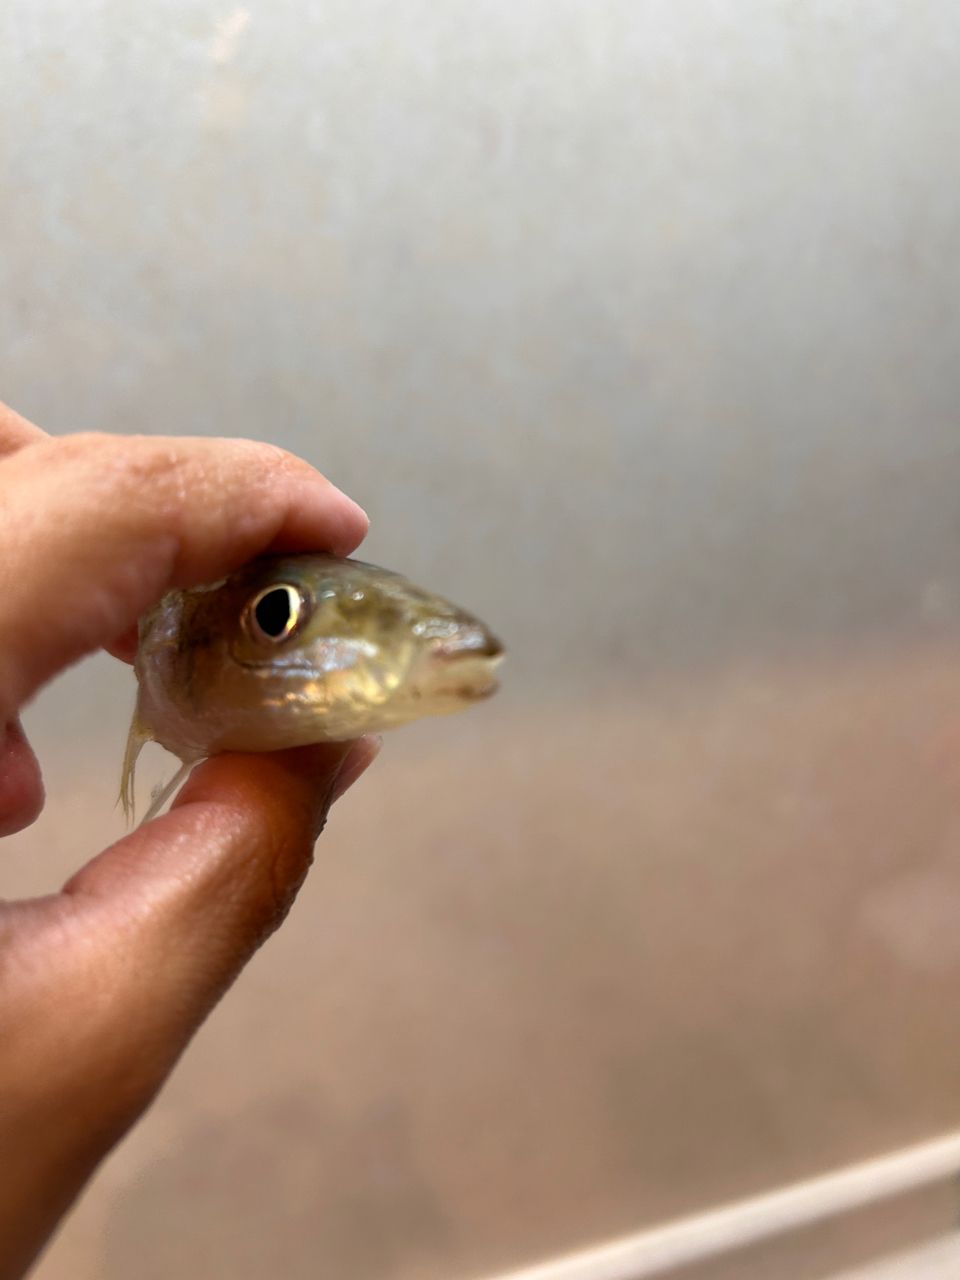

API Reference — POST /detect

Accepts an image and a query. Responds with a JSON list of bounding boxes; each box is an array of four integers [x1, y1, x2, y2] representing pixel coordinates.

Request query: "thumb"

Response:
[[0, 739, 377, 1280], [62, 739, 379, 1056]]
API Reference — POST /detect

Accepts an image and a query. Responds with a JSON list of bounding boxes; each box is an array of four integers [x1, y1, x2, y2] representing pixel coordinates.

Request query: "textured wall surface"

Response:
[[3, 3, 960, 1277]]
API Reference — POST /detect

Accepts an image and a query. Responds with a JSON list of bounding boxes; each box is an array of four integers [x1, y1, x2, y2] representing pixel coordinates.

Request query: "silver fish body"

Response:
[[121, 554, 503, 819]]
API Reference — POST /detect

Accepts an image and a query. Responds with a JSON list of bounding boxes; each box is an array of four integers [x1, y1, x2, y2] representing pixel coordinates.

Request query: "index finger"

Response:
[[0, 432, 368, 718]]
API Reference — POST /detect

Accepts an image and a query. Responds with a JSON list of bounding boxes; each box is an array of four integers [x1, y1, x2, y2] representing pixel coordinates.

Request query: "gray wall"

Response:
[[4, 4, 960, 1278]]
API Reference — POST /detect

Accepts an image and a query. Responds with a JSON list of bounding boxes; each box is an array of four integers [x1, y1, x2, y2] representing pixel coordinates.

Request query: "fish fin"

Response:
[[118, 709, 151, 826], [139, 760, 194, 826]]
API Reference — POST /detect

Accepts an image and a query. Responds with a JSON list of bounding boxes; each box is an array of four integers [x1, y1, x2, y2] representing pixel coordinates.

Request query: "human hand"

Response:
[[0, 403, 378, 1279]]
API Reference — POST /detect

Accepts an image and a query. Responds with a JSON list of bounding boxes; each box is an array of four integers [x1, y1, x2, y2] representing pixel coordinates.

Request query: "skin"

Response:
[[0, 402, 379, 1280]]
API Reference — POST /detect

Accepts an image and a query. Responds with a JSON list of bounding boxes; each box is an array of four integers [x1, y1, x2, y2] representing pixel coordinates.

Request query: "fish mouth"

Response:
[[439, 657, 502, 701], [434, 626, 504, 662], [431, 628, 504, 700]]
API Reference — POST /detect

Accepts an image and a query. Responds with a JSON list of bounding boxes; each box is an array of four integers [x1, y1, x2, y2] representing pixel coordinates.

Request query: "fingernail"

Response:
[[327, 485, 369, 552], [309, 737, 380, 838], [329, 736, 382, 806], [339, 490, 368, 525]]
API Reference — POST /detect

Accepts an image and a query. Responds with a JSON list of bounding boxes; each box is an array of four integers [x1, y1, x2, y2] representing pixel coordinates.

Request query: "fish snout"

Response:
[[433, 622, 504, 662], [420, 617, 504, 702]]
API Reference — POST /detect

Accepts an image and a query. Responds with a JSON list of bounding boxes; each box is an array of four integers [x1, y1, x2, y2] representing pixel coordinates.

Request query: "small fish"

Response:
[[121, 554, 503, 822]]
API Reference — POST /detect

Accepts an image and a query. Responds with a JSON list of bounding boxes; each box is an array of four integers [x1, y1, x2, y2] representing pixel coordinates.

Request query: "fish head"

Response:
[[229, 553, 503, 718], [136, 554, 503, 756]]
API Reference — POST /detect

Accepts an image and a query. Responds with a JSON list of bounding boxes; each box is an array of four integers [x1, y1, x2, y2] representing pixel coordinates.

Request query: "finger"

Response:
[[0, 719, 44, 837], [103, 624, 139, 665], [0, 407, 136, 667], [0, 737, 378, 1280], [56, 738, 377, 1077], [0, 433, 368, 718], [0, 401, 46, 457], [0, 409, 134, 674], [328, 733, 381, 804]]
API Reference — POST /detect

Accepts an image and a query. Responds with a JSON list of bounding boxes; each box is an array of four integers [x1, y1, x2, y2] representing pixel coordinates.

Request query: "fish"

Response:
[[120, 553, 503, 822]]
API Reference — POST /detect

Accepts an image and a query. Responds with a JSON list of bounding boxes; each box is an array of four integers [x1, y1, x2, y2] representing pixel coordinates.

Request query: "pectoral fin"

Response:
[[119, 708, 151, 825], [140, 761, 194, 824]]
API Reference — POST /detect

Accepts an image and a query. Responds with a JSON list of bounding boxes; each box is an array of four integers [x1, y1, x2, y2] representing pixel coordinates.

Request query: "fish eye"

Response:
[[247, 584, 304, 642]]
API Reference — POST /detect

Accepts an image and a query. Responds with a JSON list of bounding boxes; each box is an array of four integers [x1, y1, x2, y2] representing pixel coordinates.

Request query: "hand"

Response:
[[0, 404, 378, 1279]]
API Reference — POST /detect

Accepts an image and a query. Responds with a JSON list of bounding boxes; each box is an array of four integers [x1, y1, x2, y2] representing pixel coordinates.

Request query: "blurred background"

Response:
[[3, 2, 960, 1277]]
